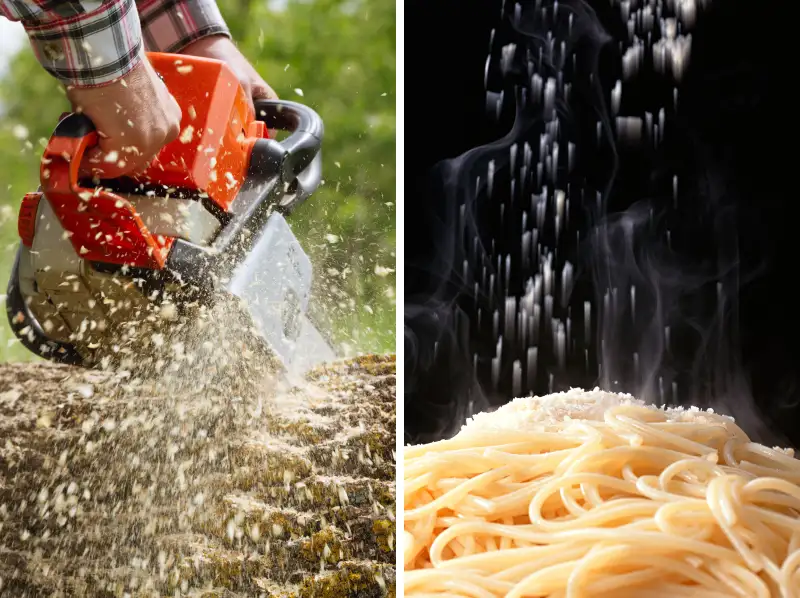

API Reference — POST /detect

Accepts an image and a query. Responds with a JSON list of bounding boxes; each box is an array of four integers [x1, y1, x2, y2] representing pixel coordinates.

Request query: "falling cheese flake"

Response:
[[325, 234, 339, 244], [294, 88, 304, 97], [103, 151, 119, 163], [176, 65, 193, 75]]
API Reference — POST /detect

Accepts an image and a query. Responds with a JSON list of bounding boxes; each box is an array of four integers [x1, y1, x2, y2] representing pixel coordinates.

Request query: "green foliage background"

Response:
[[0, 0, 396, 361]]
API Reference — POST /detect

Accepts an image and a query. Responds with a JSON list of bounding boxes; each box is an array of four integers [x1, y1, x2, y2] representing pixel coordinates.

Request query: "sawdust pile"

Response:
[[0, 355, 396, 597]]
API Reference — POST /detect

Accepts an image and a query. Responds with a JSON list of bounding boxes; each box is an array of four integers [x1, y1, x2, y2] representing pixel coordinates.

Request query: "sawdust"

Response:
[[72, 284, 285, 391], [0, 354, 396, 597]]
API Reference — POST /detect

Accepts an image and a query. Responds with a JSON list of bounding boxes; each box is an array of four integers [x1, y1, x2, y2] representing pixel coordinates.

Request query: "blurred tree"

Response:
[[0, 0, 395, 361]]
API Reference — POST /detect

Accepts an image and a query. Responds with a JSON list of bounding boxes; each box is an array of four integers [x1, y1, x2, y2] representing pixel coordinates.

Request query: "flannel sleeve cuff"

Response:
[[11, 0, 145, 88], [137, 0, 231, 53]]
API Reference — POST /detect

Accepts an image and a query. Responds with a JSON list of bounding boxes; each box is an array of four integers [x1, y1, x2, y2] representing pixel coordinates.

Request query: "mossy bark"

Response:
[[0, 355, 396, 597]]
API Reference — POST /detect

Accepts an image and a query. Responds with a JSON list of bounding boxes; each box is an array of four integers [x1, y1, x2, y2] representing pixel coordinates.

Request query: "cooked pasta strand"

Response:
[[404, 388, 800, 598]]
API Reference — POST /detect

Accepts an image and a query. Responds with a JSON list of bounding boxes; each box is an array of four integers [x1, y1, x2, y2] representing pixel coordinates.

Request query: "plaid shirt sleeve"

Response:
[[137, 0, 231, 54], [0, 0, 230, 88], [0, 0, 144, 87]]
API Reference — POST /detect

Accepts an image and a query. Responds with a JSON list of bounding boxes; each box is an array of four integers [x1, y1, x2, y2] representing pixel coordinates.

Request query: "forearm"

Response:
[[136, 0, 230, 54], [0, 0, 144, 87]]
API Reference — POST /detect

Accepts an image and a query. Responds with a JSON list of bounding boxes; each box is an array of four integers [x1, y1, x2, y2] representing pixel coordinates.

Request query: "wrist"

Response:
[[179, 33, 233, 54]]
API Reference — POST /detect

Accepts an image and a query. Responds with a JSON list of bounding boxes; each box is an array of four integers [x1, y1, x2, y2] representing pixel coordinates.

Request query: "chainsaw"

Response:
[[5, 52, 336, 375]]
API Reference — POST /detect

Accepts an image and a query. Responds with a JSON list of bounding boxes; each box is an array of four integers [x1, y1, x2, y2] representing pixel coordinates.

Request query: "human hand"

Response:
[[180, 35, 278, 111], [66, 57, 183, 179]]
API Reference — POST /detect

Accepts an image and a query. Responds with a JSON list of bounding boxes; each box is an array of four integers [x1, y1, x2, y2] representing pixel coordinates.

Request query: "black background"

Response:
[[405, 0, 798, 445], [404, 0, 498, 278]]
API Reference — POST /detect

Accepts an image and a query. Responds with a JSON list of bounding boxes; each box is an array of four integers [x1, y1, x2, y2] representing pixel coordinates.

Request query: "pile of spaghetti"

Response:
[[404, 389, 800, 597]]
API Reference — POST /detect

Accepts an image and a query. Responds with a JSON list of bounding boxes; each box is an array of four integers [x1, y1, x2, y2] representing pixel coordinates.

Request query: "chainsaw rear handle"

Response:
[[51, 112, 95, 139]]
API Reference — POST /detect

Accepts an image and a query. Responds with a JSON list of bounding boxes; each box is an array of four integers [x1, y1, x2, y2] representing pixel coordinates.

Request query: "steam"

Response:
[[584, 0, 786, 446], [406, 0, 790, 448], [589, 199, 736, 404]]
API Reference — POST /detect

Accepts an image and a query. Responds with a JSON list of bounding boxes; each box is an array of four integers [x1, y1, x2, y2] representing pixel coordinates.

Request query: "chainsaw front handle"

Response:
[[253, 99, 324, 212]]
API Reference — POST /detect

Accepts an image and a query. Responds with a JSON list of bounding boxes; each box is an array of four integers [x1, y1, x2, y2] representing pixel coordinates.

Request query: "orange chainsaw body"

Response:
[[25, 52, 268, 270]]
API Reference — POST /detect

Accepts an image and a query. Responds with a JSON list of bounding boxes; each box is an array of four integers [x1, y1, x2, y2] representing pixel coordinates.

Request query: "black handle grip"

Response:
[[254, 100, 323, 173], [253, 99, 324, 211], [52, 112, 97, 139], [254, 99, 324, 139]]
